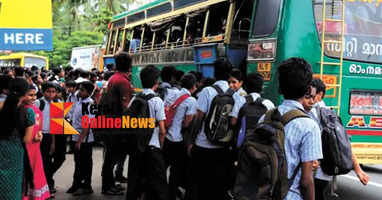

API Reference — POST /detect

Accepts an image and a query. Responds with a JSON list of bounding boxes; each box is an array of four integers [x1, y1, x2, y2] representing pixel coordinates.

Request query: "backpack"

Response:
[[317, 107, 353, 176], [125, 93, 156, 154], [164, 94, 190, 128], [234, 109, 309, 200], [237, 96, 268, 147], [157, 84, 170, 100], [204, 85, 235, 146]]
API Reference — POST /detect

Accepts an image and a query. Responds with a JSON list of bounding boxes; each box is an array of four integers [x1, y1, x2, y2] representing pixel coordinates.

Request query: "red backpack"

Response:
[[165, 94, 190, 128]]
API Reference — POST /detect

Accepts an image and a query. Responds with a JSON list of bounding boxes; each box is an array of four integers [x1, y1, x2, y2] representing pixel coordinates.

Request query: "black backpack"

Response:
[[317, 107, 353, 176], [124, 93, 156, 154], [157, 84, 170, 100], [204, 85, 235, 146], [234, 109, 309, 200], [236, 96, 268, 147]]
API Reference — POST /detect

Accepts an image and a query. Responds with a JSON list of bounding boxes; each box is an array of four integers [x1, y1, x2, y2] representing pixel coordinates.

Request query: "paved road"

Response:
[[54, 147, 382, 200], [336, 165, 382, 200], [53, 147, 127, 200]]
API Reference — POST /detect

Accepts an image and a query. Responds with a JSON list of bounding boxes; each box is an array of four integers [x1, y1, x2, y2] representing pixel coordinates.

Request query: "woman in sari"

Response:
[[22, 85, 50, 200]]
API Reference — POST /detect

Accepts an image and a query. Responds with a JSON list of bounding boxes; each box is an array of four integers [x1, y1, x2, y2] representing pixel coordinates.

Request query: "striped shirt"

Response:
[[278, 100, 323, 200]]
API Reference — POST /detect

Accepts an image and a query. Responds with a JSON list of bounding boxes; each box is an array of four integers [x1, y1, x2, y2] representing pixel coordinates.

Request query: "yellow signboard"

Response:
[[257, 62, 272, 81], [313, 74, 338, 98], [0, 0, 52, 50]]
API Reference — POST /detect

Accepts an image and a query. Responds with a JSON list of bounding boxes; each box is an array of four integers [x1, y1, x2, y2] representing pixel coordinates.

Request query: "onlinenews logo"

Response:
[[49, 102, 155, 135], [50, 102, 79, 135]]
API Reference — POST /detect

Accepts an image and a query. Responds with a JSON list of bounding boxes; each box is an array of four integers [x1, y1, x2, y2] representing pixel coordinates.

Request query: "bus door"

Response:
[[193, 43, 218, 78]]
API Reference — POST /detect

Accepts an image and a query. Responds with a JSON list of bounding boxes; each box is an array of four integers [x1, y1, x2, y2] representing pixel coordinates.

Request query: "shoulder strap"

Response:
[[281, 109, 309, 125], [142, 93, 156, 101], [39, 99, 45, 111], [288, 162, 302, 188], [254, 97, 264, 105], [211, 85, 223, 95], [171, 94, 190, 108], [244, 95, 253, 104]]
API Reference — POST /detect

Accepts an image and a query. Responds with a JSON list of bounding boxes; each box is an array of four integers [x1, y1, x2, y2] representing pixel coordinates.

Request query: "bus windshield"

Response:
[[314, 0, 382, 63], [24, 57, 47, 68], [252, 0, 281, 37]]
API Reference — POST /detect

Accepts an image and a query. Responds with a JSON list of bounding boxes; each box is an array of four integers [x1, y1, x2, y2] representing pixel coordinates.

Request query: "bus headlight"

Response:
[[248, 39, 277, 61]]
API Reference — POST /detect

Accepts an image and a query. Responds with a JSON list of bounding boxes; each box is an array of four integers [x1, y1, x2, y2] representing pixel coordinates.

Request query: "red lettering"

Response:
[[81, 116, 89, 128], [201, 50, 212, 59], [347, 116, 367, 127], [370, 117, 382, 128], [114, 118, 121, 129]]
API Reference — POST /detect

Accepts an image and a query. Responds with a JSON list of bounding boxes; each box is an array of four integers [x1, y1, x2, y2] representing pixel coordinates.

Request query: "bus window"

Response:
[[115, 29, 124, 53], [108, 30, 117, 54], [0, 59, 20, 67], [314, 0, 382, 63], [185, 11, 206, 44], [252, 0, 281, 37], [205, 2, 230, 39], [130, 26, 143, 53], [232, 0, 255, 42], [168, 16, 187, 48], [24, 57, 46, 68], [154, 28, 169, 49], [124, 30, 132, 52], [142, 25, 154, 51]]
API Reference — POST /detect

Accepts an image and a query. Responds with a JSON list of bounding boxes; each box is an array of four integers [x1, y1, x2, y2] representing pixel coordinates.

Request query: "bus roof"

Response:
[[112, 0, 168, 21], [0, 52, 47, 60]]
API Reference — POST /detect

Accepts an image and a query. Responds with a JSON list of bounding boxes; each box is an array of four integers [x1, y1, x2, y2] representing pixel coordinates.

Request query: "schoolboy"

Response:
[[67, 81, 95, 196], [163, 73, 198, 200], [35, 82, 64, 195], [126, 65, 168, 200], [266, 58, 323, 200], [190, 58, 232, 200]]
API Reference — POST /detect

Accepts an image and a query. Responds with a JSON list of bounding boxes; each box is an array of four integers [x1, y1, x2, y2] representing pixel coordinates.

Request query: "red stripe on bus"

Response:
[[347, 130, 382, 136]]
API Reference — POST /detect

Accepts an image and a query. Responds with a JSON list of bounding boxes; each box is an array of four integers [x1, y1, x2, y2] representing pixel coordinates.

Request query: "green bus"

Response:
[[104, 0, 382, 164]]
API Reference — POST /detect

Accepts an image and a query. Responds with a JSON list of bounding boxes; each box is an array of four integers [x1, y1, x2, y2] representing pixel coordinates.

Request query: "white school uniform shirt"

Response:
[[260, 100, 323, 200], [71, 96, 95, 143], [166, 88, 197, 142], [196, 80, 229, 149]]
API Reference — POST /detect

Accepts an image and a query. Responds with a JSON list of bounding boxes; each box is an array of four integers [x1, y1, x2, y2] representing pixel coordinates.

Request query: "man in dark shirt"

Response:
[[101, 53, 134, 195]]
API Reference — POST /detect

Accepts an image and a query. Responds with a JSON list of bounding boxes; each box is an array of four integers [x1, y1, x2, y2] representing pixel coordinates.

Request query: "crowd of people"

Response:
[[0, 54, 370, 200]]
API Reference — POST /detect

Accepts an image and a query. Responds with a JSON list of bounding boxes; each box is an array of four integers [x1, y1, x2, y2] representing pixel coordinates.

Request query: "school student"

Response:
[[35, 82, 64, 196], [267, 58, 323, 200], [163, 73, 198, 200], [230, 72, 275, 127], [305, 78, 369, 200], [67, 81, 95, 196], [126, 65, 169, 200], [189, 58, 232, 200], [159, 65, 179, 102]]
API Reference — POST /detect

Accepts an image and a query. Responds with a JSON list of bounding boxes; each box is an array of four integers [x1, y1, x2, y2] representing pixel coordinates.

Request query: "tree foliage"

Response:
[[35, 0, 137, 68]]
